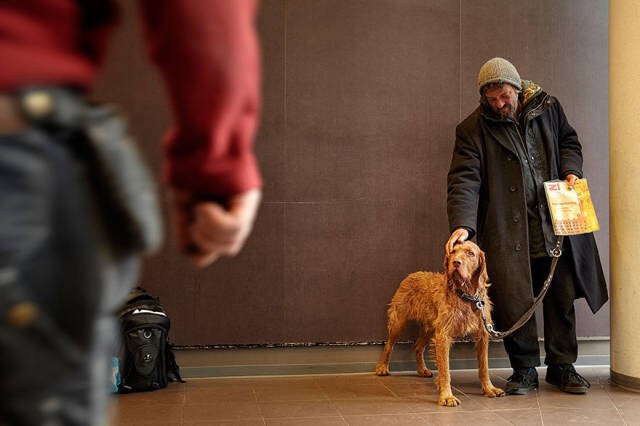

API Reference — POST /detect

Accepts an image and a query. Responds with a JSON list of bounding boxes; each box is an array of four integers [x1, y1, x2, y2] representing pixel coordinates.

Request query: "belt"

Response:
[[0, 93, 27, 132], [0, 89, 69, 132]]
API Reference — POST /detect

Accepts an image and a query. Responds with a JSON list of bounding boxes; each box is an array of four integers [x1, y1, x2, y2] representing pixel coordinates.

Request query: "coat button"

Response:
[[515, 243, 522, 251], [513, 215, 520, 223], [510, 186, 517, 192]]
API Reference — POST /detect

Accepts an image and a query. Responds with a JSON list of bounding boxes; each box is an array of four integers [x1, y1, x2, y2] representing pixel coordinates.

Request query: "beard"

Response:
[[495, 103, 516, 119], [481, 99, 518, 120]]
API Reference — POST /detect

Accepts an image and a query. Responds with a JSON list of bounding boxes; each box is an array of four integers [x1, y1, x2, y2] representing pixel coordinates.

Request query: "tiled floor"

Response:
[[110, 366, 640, 425]]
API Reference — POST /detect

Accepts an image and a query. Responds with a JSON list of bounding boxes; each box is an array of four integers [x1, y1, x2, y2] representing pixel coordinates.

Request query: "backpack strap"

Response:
[[165, 343, 186, 383]]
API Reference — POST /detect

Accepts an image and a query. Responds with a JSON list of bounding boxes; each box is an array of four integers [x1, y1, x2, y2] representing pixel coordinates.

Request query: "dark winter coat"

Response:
[[447, 81, 608, 331]]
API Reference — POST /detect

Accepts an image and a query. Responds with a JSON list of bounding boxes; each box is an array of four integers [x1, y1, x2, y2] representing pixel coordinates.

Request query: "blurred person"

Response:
[[0, 1, 262, 424], [446, 58, 607, 396]]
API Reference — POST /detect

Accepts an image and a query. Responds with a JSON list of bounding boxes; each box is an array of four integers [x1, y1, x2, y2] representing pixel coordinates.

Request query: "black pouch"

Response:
[[18, 87, 162, 256], [78, 104, 163, 255]]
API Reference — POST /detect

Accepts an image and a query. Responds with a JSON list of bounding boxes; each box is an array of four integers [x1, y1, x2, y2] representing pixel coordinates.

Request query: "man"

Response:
[[0, 1, 261, 424], [446, 57, 607, 395]]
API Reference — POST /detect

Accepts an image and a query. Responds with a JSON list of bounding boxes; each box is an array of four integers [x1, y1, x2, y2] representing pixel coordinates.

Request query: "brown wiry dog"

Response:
[[375, 240, 504, 406]]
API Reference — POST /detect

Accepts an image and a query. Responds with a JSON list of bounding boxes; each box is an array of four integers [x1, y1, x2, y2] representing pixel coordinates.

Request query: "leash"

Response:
[[457, 236, 564, 339]]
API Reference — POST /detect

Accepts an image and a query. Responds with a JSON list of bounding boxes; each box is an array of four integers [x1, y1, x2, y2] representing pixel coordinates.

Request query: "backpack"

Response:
[[117, 287, 184, 393]]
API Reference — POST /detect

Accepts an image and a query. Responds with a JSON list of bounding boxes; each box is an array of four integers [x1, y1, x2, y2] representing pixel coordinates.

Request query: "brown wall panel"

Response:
[[93, 0, 609, 345]]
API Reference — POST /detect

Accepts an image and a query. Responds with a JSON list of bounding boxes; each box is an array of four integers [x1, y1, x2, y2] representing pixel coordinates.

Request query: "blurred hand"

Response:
[[445, 228, 469, 255], [171, 188, 262, 267], [565, 173, 578, 189]]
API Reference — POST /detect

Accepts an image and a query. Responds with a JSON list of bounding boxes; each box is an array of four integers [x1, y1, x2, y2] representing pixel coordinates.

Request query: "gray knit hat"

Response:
[[477, 57, 522, 93]]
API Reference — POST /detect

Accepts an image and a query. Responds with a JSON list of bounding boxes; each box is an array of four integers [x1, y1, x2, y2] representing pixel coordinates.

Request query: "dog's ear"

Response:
[[476, 249, 489, 288], [443, 252, 450, 276]]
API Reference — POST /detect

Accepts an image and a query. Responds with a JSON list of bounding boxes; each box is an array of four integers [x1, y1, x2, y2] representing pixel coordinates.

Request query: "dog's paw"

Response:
[[483, 386, 505, 398], [375, 365, 390, 376], [417, 367, 433, 377], [438, 394, 461, 407]]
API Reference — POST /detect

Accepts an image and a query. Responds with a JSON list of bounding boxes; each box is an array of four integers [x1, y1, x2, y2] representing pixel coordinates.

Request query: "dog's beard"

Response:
[[448, 271, 470, 290]]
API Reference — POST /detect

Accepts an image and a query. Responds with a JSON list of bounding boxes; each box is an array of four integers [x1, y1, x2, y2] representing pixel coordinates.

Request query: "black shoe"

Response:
[[505, 367, 539, 395], [545, 364, 590, 394]]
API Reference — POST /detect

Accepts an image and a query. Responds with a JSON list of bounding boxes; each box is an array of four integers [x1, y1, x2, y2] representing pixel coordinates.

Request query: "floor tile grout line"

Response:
[[603, 376, 630, 425], [535, 388, 544, 426]]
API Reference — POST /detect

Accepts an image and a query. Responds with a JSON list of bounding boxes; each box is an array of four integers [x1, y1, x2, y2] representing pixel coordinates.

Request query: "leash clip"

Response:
[[551, 237, 564, 258]]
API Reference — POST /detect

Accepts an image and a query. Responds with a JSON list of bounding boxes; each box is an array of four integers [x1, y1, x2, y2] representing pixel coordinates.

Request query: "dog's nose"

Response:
[[452, 260, 461, 268]]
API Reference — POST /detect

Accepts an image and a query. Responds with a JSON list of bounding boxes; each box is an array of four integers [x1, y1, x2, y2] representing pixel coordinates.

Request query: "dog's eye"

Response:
[[466, 251, 475, 257]]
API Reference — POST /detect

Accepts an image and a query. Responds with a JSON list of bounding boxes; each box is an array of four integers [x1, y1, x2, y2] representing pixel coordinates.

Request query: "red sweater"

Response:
[[0, 0, 262, 198]]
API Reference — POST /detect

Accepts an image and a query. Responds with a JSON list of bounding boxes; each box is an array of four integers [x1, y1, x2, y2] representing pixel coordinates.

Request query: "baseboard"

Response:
[[611, 369, 640, 392], [174, 338, 610, 378]]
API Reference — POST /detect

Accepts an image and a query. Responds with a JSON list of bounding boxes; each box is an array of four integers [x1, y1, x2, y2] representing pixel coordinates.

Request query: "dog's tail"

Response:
[[386, 304, 401, 332]]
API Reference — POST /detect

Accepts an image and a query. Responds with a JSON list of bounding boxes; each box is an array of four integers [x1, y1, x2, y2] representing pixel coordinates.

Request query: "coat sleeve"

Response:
[[554, 97, 583, 179], [137, 0, 262, 198], [447, 122, 482, 237]]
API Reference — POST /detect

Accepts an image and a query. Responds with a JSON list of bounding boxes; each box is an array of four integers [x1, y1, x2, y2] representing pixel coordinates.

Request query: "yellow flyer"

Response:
[[543, 178, 600, 235]]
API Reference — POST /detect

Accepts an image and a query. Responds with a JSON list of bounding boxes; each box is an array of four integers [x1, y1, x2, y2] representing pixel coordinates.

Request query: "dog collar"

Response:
[[455, 289, 485, 310]]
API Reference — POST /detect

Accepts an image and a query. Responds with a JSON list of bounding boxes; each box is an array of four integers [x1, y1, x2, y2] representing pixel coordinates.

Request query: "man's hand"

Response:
[[171, 188, 262, 267], [565, 173, 578, 189], [445, 228, 469, 255]]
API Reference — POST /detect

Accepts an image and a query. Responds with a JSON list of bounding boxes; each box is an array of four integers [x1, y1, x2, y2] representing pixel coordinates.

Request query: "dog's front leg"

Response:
[[434, 333, 460, 407], [476, 332, 504, 398]]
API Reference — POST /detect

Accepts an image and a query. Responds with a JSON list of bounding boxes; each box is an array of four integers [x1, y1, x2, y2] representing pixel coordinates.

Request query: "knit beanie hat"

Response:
[[477, 57, 522, 93]]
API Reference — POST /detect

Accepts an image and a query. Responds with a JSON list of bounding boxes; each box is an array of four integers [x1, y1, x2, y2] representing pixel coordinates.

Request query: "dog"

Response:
[[375, 240, 504, 406]]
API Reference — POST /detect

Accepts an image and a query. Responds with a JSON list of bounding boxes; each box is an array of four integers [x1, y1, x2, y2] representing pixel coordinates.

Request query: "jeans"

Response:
[[0, 127, 139, 425]]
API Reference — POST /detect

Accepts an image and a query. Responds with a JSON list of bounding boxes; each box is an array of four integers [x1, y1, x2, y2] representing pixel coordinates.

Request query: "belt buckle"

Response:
[[21, 90, 55, 119]]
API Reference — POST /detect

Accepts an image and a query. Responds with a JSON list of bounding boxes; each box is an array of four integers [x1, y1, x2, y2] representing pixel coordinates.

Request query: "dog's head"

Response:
[[444, 240, 489, 293]]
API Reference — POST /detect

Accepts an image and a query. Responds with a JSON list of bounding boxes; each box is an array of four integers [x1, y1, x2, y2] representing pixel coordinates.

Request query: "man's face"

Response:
[[483, 84, 519, 119]]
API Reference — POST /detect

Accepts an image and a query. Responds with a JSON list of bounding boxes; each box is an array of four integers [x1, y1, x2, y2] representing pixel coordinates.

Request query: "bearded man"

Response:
[[446, 57, 607, 395]]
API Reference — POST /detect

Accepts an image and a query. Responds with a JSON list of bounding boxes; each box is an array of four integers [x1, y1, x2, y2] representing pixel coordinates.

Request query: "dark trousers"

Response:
[[503, 248, 578, 369], [0, 128, 139, 425]]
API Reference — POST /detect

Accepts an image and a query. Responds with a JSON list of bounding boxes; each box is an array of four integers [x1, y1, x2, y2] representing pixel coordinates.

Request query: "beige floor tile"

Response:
[[114, 387, 186, 404], [253, 384, 329, 402], [537, 387, 618, 410], [111, 403, 183, 425], [259, 400, 341, 419], [266, 417, 348, 425], [320, 383, 400, 400], [382, 382, 440, 401], [492, 408, 543, 425], [332, 398, 437, 416], [540, 407, 625, 425], [464, 391, 539, 410], [182, 401, 262, 422], [342, 413, 435, 425], [185, 377, 256, 388], [184, 420, 266, 426], [426, 411, 521, 425], [185, 385, 257, 403]]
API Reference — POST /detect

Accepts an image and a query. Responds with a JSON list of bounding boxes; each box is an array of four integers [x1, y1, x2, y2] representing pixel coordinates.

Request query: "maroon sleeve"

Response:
[[137, 0, 262, 197]]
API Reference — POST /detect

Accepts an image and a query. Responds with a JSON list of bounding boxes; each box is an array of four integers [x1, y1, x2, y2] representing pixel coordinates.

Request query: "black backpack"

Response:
[[117, 287, 184, 393]]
